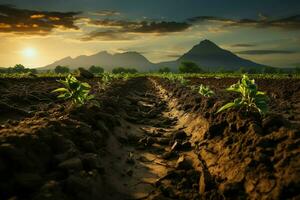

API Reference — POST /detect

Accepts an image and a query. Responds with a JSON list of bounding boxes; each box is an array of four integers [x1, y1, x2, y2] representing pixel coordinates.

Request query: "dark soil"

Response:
[[0, 77, 299, 200]]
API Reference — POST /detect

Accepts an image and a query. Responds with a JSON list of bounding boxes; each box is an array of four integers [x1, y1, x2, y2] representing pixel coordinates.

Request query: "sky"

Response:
[[0, 0, 300, 68]]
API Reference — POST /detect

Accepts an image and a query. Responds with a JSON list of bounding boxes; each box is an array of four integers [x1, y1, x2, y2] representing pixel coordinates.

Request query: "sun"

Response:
[[22, 48, 37, 58]]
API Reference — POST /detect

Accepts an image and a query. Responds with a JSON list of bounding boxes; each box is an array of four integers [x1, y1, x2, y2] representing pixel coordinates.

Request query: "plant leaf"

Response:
[[52, 88, 69, 93], [216, 102, 236, 113], [81, 82, 91, 88]]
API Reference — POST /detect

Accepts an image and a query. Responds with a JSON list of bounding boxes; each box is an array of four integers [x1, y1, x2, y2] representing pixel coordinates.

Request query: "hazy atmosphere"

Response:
[[0, 0, 300, 68]]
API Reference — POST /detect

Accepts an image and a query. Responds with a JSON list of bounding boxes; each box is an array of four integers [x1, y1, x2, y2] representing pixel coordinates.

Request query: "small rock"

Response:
[[161, 151, 178, 160], [181, 141, 192, 150], [173, 130, 187, 140], [81, 153, 102, 171], [205, 122, 227, 139], [58, 158, 82, 171], [176, 155, 193, 170]]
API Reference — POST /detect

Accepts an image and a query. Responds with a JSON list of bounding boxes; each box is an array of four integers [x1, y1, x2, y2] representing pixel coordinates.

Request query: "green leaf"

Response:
[[87, 95, 94, 100], [57, 93, 68, 99], [256, 91, 265, 95], [256, 103, 268, 114], [216, 102, 237, 113], [52, 88, 69, 93], [81, 82, 91, 88], [234, 98, 242, 104]]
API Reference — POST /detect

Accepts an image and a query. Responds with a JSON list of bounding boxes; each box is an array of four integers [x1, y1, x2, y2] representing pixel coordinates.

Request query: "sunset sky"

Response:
[[0, 0, 300, 68]]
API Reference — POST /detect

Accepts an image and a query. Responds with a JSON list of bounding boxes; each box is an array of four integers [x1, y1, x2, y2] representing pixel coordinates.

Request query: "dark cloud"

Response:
[[133, 21, 190, 33], [89, 10, 120, 16], [83, 19, 191, 40], [0, 4, 80, 35], [231, 43, 257, 47], [88, 19, 137, 28], [88, 19, 190, 33], [188, 15, 300, 30], [81, 30, 136, 41], [236, 50, 297, 55], [187, 16, 230, 23]]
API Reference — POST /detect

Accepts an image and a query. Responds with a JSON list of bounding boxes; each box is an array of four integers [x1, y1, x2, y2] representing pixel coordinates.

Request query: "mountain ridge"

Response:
[[40, 40, 267, 72]]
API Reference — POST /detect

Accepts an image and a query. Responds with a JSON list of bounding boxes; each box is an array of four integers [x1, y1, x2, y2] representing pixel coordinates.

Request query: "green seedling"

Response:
[[52, 74, 94, 106], [199, 84, 214, 97], [102, 73, 113, 86], [179, 77, 189, 86], [217, 74, 268, 115]]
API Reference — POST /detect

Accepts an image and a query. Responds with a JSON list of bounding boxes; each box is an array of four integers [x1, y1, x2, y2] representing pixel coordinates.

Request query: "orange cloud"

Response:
[[0, 5, 81, 35]]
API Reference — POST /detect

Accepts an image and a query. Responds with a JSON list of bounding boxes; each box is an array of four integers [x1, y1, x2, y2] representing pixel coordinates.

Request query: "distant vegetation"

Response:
[[112, 67, 138, 74], [0, 64, 37, 74], [54, 65, 70, 74], [158, 67, 171, 73], [1, 62, 300, 77], [88, 65, 104, 74], [179, 61, 203, 73]]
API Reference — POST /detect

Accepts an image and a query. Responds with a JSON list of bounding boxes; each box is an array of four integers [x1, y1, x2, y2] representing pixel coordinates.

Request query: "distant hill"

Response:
[[40, 39, 267, 72], [40, 51, 154, 72]]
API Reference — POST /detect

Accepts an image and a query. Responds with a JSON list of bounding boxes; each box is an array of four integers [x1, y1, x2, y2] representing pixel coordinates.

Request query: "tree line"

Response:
[[0, 64, 37, 74], [53, 65, 138, 74], [1, 62, 300, 74]]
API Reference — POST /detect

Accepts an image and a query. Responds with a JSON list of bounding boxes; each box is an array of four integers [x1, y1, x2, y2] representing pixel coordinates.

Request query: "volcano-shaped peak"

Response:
[[199, 39, 217, 46], [192, 39, 222, 51]]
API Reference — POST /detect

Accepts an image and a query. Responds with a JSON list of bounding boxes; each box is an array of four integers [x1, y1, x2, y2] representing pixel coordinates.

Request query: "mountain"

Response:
[[40, 51, 154, 72], [157, 40, 266, 71], [41, 40, 267, 72]]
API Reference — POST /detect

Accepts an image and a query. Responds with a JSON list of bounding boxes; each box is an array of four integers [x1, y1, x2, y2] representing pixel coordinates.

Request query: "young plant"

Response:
[[199, 84, 214, 97], [217, 74, 268, 115], [123, 73, 130, 81], [52, 74, 94, 106], [179, 77, 189, 86], [102, 73, 113, 86]]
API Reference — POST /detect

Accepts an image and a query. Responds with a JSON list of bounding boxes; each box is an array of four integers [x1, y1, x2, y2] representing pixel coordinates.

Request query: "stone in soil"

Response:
[[58, 158, 83, 171], [176, 155, 193, 170]]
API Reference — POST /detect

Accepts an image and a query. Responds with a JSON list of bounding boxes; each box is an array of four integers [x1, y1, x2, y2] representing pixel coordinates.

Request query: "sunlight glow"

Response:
[[22, 48, 37, 58]]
